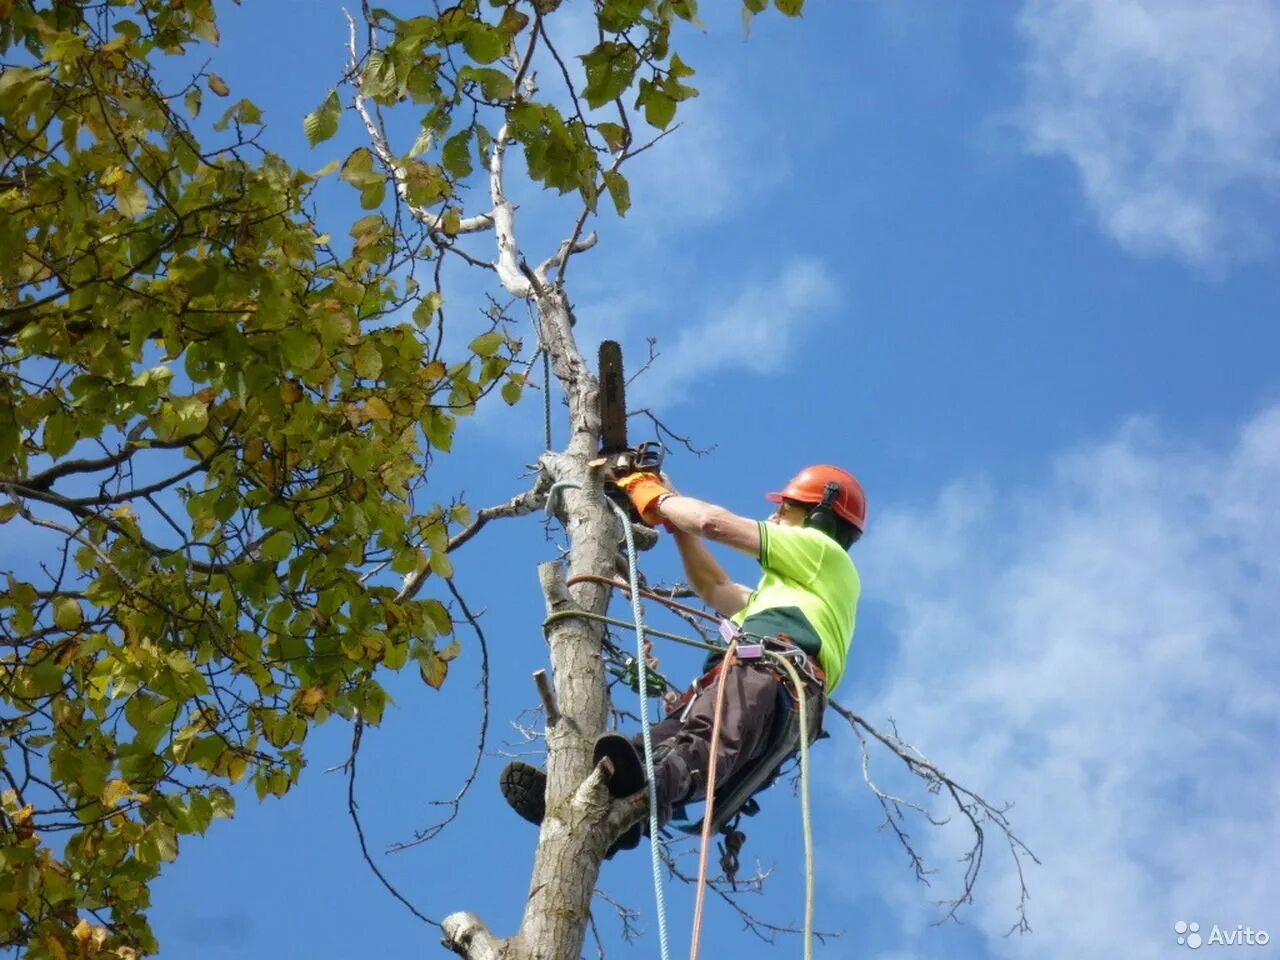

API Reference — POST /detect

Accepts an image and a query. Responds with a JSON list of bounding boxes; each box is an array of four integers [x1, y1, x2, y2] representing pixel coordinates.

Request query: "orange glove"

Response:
[[614, 471, 672, 527]]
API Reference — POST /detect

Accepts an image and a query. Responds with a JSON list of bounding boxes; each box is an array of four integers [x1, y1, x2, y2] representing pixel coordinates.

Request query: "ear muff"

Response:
[[802, 481, 842, 540]]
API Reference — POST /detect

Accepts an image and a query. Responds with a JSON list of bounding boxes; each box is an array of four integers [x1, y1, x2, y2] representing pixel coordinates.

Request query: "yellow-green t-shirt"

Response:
[[731, 522, 860, 693]]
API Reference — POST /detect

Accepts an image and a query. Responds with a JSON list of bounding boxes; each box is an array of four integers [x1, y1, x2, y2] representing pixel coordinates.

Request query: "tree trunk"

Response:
[[442, 283, 630, 960]]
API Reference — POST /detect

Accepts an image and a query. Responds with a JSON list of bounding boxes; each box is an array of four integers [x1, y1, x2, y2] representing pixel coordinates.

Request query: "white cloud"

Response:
[[625, 258, 839, 408], [1016, 0, 1280, 264], [837, 407, 1280, 957]]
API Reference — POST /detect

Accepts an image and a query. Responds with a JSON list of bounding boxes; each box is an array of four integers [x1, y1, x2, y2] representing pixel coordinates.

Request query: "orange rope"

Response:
[[689, 640, 737, 960]]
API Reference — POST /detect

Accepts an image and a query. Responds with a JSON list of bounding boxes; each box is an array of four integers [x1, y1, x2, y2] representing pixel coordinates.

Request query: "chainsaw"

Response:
[[597, 340, 666, 523]]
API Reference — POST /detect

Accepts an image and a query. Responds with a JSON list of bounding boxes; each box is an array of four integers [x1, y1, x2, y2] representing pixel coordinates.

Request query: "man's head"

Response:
[[766, 465, 867, 549]]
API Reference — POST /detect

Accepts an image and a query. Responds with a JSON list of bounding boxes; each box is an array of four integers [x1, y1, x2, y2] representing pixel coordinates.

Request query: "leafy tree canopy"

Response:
[[0, 0, 806, 956]]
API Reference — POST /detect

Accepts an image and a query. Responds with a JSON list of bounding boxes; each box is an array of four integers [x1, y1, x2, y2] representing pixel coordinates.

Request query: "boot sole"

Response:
[[499, 760, 546, 826]]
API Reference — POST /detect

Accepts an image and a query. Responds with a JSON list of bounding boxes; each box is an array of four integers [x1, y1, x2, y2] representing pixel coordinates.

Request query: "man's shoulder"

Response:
[[766, 523, 828, 549]]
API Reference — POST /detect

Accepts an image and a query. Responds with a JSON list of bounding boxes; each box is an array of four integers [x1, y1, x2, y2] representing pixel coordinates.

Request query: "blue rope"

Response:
[[546, 482, 672, 960]]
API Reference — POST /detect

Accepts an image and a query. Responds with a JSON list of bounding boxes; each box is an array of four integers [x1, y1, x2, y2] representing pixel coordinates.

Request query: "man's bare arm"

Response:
[[656, 494, 758, 617]]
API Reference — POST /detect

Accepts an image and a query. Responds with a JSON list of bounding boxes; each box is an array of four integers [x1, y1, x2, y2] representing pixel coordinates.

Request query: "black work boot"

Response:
[[497, 756, 643, 857], [498, 760, 546, 826]]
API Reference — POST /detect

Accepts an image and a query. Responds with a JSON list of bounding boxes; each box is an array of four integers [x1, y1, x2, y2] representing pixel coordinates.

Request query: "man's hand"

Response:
[[614, 471, 672, 527]]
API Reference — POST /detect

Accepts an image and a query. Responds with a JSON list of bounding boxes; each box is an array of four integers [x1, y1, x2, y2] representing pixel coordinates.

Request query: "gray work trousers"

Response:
[[630, 661, 786, 828]]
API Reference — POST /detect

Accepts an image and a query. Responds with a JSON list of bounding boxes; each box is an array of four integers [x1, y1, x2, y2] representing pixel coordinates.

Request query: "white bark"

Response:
[[441, 913, 506, 960], [488, 125, 533, 297], [346, 14, 495, 236]]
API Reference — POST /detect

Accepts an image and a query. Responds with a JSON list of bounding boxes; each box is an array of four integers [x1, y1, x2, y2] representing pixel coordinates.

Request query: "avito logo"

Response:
[[1175, 921, 1271, 950]]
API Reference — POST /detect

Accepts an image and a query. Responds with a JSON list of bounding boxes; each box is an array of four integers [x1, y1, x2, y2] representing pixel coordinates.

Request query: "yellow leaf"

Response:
[[103, 779, 132, 808], [419, 654, 447, 690], [280, 380, 303, 405], [243, 437, 265, 463], [208, 73, 230, 97], [0, 502, 17, 524], [11, 803, 34, 827], [45, 935, 69, 960], [115, 179, 149, 218], [363, 396, 392, 421], [72, 920, 93, 944], [227, 753, 248, 785]]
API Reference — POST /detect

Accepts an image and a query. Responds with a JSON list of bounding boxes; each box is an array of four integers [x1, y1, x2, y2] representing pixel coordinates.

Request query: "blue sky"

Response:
[[37, 1, 1280, 958]]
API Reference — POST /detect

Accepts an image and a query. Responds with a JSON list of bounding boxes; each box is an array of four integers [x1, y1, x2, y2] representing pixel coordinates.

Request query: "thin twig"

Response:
[[387, 577, 491, 853], [336, 715, 442, 928]]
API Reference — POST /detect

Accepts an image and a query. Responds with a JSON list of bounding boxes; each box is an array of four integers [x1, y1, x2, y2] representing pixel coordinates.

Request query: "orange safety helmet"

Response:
[[766, 465, 867, 532]]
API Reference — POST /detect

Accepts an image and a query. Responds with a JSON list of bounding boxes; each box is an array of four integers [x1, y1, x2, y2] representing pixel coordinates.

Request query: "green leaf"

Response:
[[115, 177, 149, 218], [139, 821, 180, 864], [443, 128, 474, 178], [600, 0, 646, 32], [303, 90, 342, 147], [424, 409, 455, 452], [597, 122, 628, 153], [424, 598, 454, 636], [462, 22, 506, 64], [155, 396, 209, 442], [581, 42, 638, 109], [341, 147, 378, 186], [210, 787, 236, 820], [468, 331, 503, 357], [501, 378, 523, 405], [637, 80, 677, 129], [360, 51, 398, 101], [355, 341, 383, 380], [460, 66, 514, 101], [44, 410, 76, 458], [260, 531, 294, 563], [603, 170, 631, 216], [774, 0, 803, 14], [53, 597, 83, 631], [428, 549, 453, 579]]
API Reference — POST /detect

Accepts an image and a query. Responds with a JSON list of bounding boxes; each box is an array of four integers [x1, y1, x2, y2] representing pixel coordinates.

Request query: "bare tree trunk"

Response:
[[441, 278, 627, 960]]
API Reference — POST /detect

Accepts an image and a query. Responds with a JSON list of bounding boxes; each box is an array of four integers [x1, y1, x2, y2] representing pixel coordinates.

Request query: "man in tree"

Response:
[[501, 465, 865, 853]]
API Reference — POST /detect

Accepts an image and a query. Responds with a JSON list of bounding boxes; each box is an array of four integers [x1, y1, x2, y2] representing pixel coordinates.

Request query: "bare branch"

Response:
[[441, 912, 504, 960], [536, 230, 599, 282], [627, 407, 716, 458], [396, 480, 549, 602], [346, 10, 494, 236], [827, 700, 1039, 932], [488, 123, 533, 297], [533, 669, 561, 725]]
